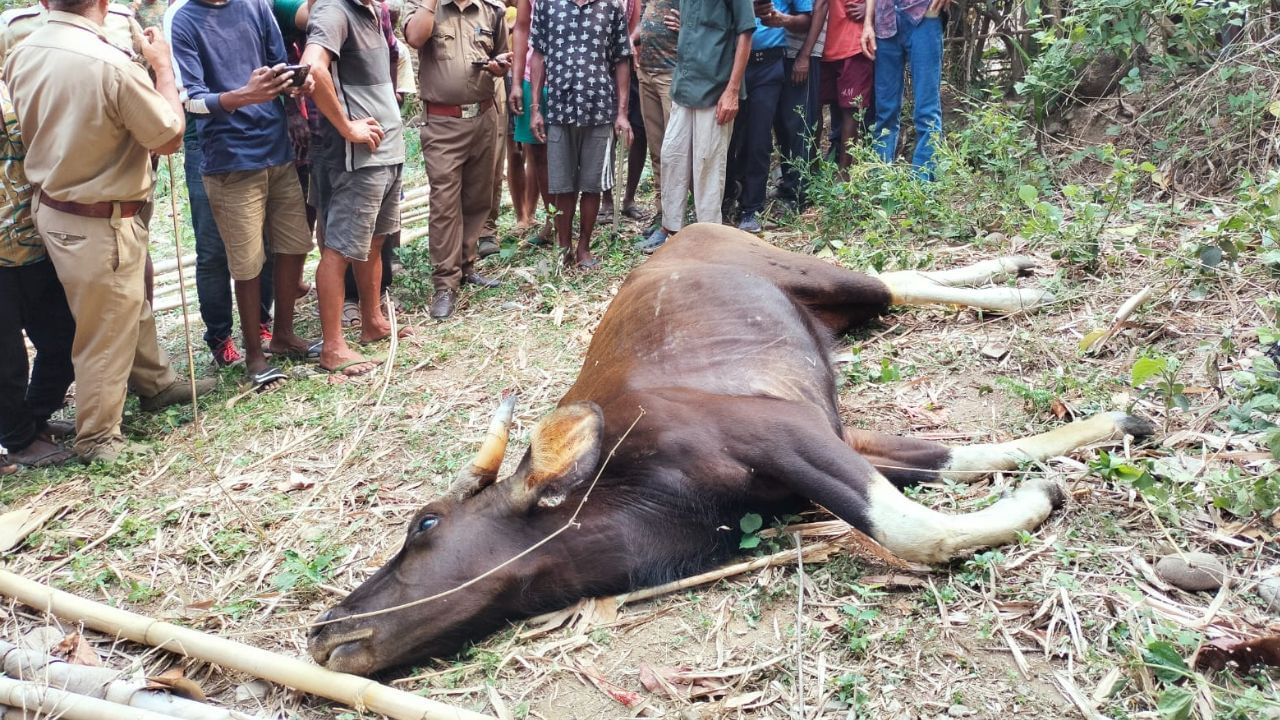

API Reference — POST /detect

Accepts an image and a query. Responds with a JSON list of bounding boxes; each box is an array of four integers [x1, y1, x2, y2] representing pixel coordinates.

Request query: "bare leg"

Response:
[[357, 235, 390, 343], [576, 192, 601, 267], [508, 137, 533, 229], [552, 192, 577, 264], [234, 276, 278, 386], [269, 253, 310, 354], [317, 247, 378, 375]]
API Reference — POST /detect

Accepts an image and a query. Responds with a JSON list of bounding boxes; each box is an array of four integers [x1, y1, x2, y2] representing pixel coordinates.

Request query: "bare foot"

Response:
[[267, 333, 318, 358], [320, 345, 381, 376]]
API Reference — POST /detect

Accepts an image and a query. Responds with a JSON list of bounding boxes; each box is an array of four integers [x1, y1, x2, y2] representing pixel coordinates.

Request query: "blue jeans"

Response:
[[872, 13, 943, 178], [728, 54, 785, 218], [776, 55, 821, 203], [185, 135, 272, 348]]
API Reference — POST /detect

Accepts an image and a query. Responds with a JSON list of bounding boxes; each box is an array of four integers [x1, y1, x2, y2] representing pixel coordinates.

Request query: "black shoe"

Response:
[[463, 272, 502, 288], [430, 289, 457, 319], [477, 236, 500, 258]]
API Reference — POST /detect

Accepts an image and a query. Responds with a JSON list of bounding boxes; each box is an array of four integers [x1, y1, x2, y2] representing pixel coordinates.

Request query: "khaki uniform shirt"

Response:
[[407, 0, 509, 106], [3, 11, 182, 203], [0, 4, 143, 63]]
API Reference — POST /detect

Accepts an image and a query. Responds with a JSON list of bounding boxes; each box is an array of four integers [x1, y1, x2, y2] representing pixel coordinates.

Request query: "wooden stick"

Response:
[[0, 675, 184, 720], [0, 641, 263, 720], [164, 154, 201, 423], [1086, 285, 1155, 355], [0, 570, 495, 720]]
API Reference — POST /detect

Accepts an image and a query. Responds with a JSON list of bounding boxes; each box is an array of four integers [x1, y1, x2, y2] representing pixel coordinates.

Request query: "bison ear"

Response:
[[514, 402, 604, 511]]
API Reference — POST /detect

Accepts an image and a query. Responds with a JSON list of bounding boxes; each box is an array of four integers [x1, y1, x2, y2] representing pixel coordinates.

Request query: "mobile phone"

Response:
[[279, 63, 310, 87], [472, 60, 490, 66]]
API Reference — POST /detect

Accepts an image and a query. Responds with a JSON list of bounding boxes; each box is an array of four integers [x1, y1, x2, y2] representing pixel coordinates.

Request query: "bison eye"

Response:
[[417, 514, 439, 533]]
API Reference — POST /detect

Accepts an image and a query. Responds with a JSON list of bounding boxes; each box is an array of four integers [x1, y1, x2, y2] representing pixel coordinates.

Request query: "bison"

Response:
[[308, 225, 1152, 675]]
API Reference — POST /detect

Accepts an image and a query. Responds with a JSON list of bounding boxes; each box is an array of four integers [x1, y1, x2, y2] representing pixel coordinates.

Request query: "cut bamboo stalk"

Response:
[[0, 570, 495, 720], [0, 675, 184, 720], [0, 641, 262, 720], [152, 254, 198, 276], [152, 294, 196, 314]]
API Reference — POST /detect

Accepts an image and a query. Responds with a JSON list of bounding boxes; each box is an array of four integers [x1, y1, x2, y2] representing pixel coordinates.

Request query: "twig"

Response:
[[164, 154, 200, 426]]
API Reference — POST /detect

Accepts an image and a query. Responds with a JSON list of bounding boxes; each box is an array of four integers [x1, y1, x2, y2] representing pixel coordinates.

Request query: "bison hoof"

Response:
[[1110, 412, 1157, 440], [999, 256, 1038, 278], [1018, 477, 1067, 511]]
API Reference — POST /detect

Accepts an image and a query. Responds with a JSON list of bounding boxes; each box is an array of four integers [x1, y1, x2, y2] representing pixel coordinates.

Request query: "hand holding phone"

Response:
[[278, 63, 310, 88]]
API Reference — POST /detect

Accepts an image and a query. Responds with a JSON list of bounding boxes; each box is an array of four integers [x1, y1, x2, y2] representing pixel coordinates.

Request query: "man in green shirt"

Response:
[[637, 0, 754, 253]]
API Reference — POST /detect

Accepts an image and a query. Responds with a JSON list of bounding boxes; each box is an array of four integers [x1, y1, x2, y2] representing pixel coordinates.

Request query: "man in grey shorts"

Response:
[[528, 0, 631, 270], [302, 0, 406, 376]]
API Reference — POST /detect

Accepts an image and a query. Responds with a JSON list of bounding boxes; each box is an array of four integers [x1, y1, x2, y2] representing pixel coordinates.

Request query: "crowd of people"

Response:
[[0, 0, 946, 472]]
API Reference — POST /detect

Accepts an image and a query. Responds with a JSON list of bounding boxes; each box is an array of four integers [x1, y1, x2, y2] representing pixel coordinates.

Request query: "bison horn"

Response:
[[451, 393, 517, 499]]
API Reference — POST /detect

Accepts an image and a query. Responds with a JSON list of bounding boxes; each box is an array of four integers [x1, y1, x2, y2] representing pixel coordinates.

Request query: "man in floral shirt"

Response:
[[529, 0, 631, 270]]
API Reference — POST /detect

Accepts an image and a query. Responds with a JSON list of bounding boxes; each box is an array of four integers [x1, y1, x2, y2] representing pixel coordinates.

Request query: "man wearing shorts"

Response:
[[302, 0, 406, 376], [822, 0, 872, 168], [168, 0, 317, 392], [528, 0, 631, 270]]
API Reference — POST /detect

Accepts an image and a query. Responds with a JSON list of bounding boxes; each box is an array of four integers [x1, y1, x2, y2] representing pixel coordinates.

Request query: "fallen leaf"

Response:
[[185, 599, 215, 611], [275, 472, 314, 493], [1050, 398, 1070, 419], [724, 690, 765, 709], [0, 505, 65, 553], [53, 633, 101, 667], [1194, 636, 1280, 672], [146, 666, 207, 701]]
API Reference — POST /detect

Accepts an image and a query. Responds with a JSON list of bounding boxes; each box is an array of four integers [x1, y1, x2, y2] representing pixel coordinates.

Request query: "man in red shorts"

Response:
[[821, 0, 871, 168]]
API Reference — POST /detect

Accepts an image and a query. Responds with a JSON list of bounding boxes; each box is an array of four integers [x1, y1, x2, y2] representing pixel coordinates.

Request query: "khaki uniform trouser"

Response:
[[422, 106, 499, 292], [33, 197, 177, 455], [485, 78, 507, 237], [636, 65, 673, 205]]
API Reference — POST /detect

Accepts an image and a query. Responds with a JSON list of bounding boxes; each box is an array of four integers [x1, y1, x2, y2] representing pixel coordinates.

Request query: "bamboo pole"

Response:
[[0, 570, 495, 720], [152, 253, 198, 276], [0, 675, 184, 720], [0, 641, 262, 720]]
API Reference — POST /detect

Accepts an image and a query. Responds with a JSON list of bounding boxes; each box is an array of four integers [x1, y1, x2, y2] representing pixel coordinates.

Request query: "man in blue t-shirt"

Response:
[[726, 0, 810, 234], [166, 0, 317, 393]]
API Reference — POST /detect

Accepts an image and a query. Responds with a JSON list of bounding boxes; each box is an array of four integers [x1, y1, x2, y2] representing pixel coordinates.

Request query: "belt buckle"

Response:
[[461, 103, 480, 119]]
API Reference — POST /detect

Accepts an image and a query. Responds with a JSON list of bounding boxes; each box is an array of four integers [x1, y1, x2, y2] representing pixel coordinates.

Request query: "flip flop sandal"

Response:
[[358, 326, 417, 345], [248, 366, 289, 393], [622, 206, 647, 221], [323, 355, 385, 377], [265, 339, 323, 361], [342, 300, 362, 327], [577, 257, 602, 271]]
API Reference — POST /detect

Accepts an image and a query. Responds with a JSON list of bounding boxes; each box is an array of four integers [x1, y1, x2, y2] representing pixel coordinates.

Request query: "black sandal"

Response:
[[248, 366, 288, 394]]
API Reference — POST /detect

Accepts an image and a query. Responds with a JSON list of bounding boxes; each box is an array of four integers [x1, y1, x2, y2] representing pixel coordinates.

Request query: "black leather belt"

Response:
[[750, 47, 785, 64]]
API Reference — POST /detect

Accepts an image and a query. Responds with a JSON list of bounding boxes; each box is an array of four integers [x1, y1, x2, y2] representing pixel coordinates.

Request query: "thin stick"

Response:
[[792, 531, 805, 720], [0, 569, 495, 720], [165, 154, 200, 424]]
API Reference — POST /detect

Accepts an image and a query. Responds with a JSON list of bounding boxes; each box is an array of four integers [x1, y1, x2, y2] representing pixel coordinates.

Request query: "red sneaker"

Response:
[[259, 323, 273, 344], [212, 337, 243, 367]]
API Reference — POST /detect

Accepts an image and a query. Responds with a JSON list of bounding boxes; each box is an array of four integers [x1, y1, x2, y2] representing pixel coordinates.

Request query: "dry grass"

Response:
[[1, 160, 1278, 720]]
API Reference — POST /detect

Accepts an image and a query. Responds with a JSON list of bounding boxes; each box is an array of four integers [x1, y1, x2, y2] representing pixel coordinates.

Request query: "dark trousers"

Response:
[[185, 134, 273, 349], [0, 259, 75, 452], [776, 55, 821, 204], [727, 54, 785, 219]]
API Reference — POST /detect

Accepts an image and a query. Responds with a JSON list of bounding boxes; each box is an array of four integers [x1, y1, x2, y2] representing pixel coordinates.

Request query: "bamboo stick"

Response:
[[0, 675, 184, 720], [0, 570, 495, 720], [0, 641, 262, 720], [152, 294, 196, 314], [152, 254, 198, 276]]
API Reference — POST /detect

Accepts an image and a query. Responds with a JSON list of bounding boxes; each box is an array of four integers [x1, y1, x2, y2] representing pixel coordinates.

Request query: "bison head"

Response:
[[307, 398, 605, 675]]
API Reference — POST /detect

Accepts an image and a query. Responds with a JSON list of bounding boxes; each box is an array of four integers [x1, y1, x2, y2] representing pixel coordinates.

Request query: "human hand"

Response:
[[715, 87, 738, 125], [344, 117, 385, 152], [509, 82, 524, 116], [663, 9, 680, 32], [139, 27, 171, 70], [760, 10, 787, 27], [925, 0, 949, 16], [845, 0, 866, 21], [614, 113, 633, 145], [531, 107, 545, 142], [241, 64, 295, 105], [300, 69, 316, 96], [860, 24, 876, 59], [791, 54, 809, 85], [486, 52, 512, 77]]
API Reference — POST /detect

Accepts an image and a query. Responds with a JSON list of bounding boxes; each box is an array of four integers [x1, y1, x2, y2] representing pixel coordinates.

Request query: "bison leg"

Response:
[[845, 412, 1154, 487], [878, 256, 1054, 313]]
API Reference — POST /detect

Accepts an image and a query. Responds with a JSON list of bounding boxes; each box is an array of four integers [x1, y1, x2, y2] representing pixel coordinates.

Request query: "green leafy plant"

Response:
[[738, 513, 764, 550]]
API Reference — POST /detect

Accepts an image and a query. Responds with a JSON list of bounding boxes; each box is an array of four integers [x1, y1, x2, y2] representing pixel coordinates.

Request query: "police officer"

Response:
[[0, 1, 143, 62], [404, 0, 510, 320], [3, 0, 215, 463]]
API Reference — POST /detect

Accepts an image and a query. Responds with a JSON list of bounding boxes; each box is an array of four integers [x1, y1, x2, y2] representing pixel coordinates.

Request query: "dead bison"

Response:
[[309, 225, 1152, 675]]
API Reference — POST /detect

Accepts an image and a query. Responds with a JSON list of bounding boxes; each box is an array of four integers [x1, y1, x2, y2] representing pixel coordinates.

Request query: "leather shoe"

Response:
[[430, 289, 457, 319], [140, 377, 217, 412], [463, 272, 502, 288], [477, 236, 500, 258]]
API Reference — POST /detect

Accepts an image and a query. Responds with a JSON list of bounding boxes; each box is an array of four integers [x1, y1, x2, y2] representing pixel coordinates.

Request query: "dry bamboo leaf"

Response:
[[53, 633, 101, 667], [145, 666, 207, 702], [0, 505, 64, 553], [723, 690, 765, 709]]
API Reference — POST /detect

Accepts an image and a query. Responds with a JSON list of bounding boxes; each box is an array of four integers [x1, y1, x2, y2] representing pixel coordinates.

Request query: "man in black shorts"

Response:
[[528, 0, 631, 270]]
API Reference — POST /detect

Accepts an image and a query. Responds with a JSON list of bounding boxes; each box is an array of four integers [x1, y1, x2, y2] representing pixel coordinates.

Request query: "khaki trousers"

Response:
[[422, 106, 499, 292], [33, 199, 177, 455], [484, 78, 507, 237], [636, 65, 673, 205], [660, 102, 734, 232]]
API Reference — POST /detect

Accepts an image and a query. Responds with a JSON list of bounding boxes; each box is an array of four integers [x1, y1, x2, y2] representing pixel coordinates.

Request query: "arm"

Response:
[[301, 42, 384, 150], [529, 49, 545, 141], [793, 0, 825, 84], [293, 2, 309, 29], [760, 10, 809, 32], [133, 28, 185, 154], [613, 59, 632, 142], [403, 0, 436, 49], [716, 31, 751, 125], [508, 0, 531, 114], [860, 0, 876, 58]]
